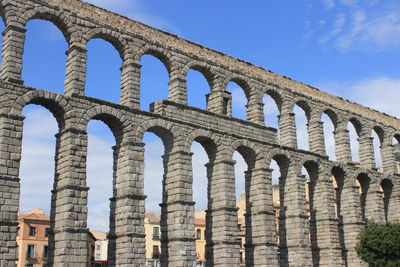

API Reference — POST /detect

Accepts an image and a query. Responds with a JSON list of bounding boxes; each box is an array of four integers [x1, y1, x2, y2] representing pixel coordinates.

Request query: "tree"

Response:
[[356, 222, 400, 267], [394, 143, 400, 162]]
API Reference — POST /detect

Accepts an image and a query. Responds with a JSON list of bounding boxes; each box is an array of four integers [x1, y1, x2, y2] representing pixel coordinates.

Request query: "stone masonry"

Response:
[[0, 0, 399, 266]]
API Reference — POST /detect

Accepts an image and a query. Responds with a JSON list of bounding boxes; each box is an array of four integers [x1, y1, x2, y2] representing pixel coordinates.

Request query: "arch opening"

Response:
[[143, 132, 164, 264], [294, 104, 309, 150], [18, 104, 58, 265], [380, 179, 393, 223], [347, 120, 360, 163], [331, 166, 346, 262], [140, 54, 169, 111], [302, 161, 319, 266], [22, 19, 67, 93], [233, 151, 250, 263], [86, 120, 115, 233], [85, 38, 122, 104], [142, 127, 175, 264], [322, 112, 336, 160], [227, 81, 248, 120], [263, 93, 280, 130], [191, 138, 217, 266], [372, 127, 383, 169], [393, 136, 400, 173], [186, 69, 211, 110], [356, 173, 370, 222], [270, 155, 289, 265]]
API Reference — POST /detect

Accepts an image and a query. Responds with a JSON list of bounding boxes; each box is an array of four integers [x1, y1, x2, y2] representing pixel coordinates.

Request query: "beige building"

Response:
[[144, 212, 161, 267], [91, 231, 108, 266], [16, 209, 50, 267]]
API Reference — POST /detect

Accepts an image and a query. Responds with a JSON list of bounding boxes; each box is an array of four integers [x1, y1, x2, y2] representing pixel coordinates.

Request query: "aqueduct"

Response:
[[0, 0, 399, 266]]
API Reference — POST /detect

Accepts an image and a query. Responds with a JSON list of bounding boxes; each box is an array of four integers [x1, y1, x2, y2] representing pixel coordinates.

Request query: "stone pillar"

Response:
[[206, 90, 232, 115], [160, 150, 197, 267], [168, 63, 187, 105], [359, 135, 375, 169], [279, 166, 313, 267], [334, 122, 352, 163], [50, 128, 89, 266], [120, 51, 141, 108], [0, 24, 26, 84], [388, 180, 400, 222], [381, 137, 397, 173], [64, 43, 87, 96], [205, 158, 240, 267], [336, 174, 366, 267], [279, 111, 297, 148], [246, 92, 264, 125], [0, 114, 24, 266], [308, 116, 326, 155], [108, 141, 146, 266], [363, 178, 385, 224], [244, 167, 278, 267], [310, 168, 343, 267]]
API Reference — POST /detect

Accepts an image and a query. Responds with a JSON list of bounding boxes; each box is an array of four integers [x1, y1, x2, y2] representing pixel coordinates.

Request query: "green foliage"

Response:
[[394, 143, 400, 162], [356, 222, 400, 267]]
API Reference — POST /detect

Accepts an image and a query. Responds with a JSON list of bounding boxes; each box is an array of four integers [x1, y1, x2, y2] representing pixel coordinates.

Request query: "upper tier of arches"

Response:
[[0, 0, 399, 174]]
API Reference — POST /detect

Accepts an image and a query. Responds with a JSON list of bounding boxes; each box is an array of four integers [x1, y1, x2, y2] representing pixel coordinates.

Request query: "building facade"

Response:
[[16, 210, 50, 267]]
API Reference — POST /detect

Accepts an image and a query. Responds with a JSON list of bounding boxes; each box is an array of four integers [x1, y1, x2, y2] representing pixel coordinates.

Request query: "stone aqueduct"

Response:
[[0, 0, 399, 266]]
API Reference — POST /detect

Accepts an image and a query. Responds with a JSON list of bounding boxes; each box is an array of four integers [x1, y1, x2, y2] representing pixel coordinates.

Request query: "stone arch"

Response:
[[372, 125, 385, 144], [380, 177, 394, 222], [135, 45, 172, 75], [264, 87, 283, 112], [320, 108, 339, 128], [84, 27, 127, 60], [10, 90, 73, 129], [296, 155, 322, 174], [135, 118, 177, 153], [354, 171, 370, 220], [223, 76, 252, 100], [292, 98, 312, 121], [184, 128, 221, 159], [79, 105, 130, 144], [227, 139, 266, 169], [20, 6, 74, 42], [183, 60, 215, 90], [393, 133, 400, 143], [265, 147, 291, 166], [348, 117, 363, 136]]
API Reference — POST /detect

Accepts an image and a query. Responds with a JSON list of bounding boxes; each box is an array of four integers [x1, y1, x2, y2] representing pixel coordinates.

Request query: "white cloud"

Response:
[[324, 0, 335, 10], [320, 3, 400, 51], [317, 76, 400, 164]]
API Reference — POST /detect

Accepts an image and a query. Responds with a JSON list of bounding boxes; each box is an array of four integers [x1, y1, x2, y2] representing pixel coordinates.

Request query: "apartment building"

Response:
[[16, 209, 50, 267]]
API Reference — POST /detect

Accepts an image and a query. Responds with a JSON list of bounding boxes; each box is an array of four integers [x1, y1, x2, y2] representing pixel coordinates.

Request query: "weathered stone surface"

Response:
[[0, 0, 399, 266]]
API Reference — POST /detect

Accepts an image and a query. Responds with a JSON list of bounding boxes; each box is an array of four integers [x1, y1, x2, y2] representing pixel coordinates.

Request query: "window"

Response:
[[196, 229, 201, 240], [152, 227, 159, 240], [45, 228, 50, 238], [29, 227, 36, 236], [24, 264, 34, 267], [26, 244, 35, 259], [152, 245, 160, 259], [43, 245, 48, 258], [96, 244, 101, 250], [96, 253, 101, 260]]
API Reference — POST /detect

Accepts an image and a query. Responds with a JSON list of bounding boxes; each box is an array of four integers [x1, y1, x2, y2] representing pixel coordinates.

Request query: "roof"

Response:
[[19, 209, 50, 222], [90, 230, 108, 240], [194, 218, 205, 226], [145, 212, 160, 223]]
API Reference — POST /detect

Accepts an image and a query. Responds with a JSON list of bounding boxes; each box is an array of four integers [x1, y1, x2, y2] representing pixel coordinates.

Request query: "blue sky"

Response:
[[10, 0, 400, 231]]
